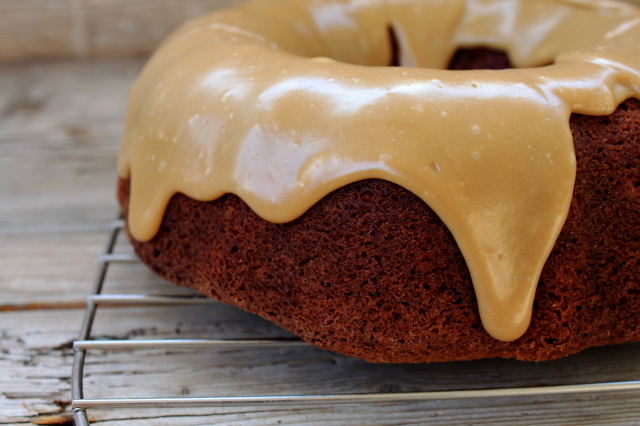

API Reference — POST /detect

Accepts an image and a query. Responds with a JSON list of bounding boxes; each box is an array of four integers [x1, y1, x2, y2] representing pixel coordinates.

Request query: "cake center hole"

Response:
[[386, 25, 514, 71]]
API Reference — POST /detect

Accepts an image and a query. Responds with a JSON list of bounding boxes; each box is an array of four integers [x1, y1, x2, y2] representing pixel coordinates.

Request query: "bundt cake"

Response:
[[117, 0, 640, 362]]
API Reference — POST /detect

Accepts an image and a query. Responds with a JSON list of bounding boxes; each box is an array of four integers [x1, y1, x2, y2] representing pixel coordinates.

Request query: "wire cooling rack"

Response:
[[71, 217, 640, 425]]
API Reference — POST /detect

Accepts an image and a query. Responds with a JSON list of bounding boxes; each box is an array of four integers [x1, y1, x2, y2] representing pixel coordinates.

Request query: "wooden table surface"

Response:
[[2, 3, 640, 424]]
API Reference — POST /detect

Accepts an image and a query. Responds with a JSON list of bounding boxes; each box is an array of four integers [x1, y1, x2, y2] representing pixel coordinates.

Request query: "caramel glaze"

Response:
[[118, 0, 640, 342]]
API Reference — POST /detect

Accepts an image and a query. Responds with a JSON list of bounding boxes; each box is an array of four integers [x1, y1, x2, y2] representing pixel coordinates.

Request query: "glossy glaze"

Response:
[[118, 0, 640, 341]]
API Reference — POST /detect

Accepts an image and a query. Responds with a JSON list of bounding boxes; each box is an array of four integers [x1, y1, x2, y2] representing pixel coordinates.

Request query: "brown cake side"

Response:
[[118, 50, 640, 363]]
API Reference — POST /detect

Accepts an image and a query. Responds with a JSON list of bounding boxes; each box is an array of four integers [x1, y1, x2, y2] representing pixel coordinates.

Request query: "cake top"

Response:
[[118, 0, 640, 342]]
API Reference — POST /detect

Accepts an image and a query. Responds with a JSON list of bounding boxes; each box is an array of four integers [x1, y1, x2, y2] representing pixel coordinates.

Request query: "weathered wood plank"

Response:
[[0, 228, 200, 307], [0, 59, 142, 232], [0, 231, 104, 307], [0, 0, 241, 61], [1, 308, 83, 423], [3, 306, 640, 425]]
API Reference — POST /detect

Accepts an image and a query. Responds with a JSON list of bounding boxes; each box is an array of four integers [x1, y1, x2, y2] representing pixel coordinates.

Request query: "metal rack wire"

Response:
[[71, 217, 640, 425]]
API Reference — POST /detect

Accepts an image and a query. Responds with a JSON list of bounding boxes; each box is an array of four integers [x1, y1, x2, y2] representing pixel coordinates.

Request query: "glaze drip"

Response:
[[118, 0, 640, 341]]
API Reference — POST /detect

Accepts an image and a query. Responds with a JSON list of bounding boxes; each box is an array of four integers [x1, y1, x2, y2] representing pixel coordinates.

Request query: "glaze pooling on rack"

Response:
[[117, 0, 640, 341]]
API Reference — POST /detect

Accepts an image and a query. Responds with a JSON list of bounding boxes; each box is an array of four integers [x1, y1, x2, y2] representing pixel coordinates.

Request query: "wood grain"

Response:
[[4, 303, 640, 425], [0, 59, 142, 231], [0, 0, 241, 61]]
